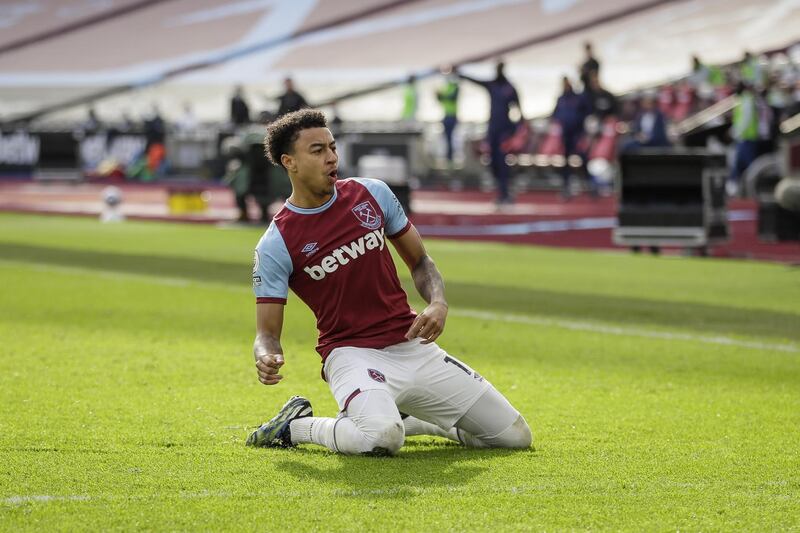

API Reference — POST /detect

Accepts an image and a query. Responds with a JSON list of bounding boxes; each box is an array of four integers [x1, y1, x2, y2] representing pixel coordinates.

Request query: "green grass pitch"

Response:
[[0, 212, 798, 531]]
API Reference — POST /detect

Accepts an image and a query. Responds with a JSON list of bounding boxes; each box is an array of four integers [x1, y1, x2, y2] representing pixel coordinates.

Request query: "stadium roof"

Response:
[[1, 0, 798, 124]]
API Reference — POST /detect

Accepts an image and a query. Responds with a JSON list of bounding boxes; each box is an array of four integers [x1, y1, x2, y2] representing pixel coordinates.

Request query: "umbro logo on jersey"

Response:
[[301, 242, 319, 256], [303, 228, 385, 281], [352, 200, 382, 230]]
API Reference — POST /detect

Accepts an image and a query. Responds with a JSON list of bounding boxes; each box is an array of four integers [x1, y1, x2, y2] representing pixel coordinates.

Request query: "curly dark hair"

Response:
[[264, 108, 328, 168]]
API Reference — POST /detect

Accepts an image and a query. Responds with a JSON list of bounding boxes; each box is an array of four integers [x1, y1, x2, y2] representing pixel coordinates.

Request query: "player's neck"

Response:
[[287, 188, 333, 209]]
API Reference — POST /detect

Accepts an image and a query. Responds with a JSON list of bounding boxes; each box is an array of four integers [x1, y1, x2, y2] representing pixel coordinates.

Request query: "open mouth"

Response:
[[327, 169, 338, 181]]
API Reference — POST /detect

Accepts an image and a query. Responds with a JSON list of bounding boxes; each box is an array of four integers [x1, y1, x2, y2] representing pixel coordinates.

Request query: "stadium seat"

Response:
[[588, 117, 619, 161], [673, 82, 695, 121], [538, 121, 564, 156], [658, 85, 675, 119]]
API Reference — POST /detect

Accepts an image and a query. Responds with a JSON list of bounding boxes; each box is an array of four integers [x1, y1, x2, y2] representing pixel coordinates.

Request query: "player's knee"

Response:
[[361, 416, 405, 456], [502, 416, 533, 449], [488, 416, 533, 449]]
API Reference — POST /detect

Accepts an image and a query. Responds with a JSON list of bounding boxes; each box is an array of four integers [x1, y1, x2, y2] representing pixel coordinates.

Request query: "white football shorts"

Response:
[[323, 338, 492, 429]]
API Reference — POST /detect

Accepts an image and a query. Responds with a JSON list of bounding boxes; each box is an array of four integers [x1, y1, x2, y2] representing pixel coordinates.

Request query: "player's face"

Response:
[[287, 127, 339, 200]]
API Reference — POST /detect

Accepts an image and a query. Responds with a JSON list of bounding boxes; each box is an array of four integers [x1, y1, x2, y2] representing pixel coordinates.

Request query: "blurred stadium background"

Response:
[[1, 0, 799, 121], [1, 0, 800, 260]]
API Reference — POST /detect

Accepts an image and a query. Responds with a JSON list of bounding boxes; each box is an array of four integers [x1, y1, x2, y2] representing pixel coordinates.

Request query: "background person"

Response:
[[436, 66, 460, 163], [276, 77, 309, 118], [579, 41, 600, 93], [552, 76, 590, 198], [401, 74, 418, 121], [459, 61, 522, 205], [230, 85, 251, 127], [729, 82, 759, 196], [621, 91, 670, 152]]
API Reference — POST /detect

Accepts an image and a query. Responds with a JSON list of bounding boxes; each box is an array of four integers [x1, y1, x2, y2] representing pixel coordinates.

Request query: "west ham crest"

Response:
[[352, 201, 382, 230], [367, 368, 386, 383]]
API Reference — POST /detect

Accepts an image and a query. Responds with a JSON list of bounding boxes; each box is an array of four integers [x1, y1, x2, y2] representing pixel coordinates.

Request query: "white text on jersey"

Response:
[[303, 228, 385, 281]]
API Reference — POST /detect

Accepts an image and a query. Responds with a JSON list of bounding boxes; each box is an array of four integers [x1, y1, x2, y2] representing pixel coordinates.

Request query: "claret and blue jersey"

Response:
[[253, 178, 416, 359]]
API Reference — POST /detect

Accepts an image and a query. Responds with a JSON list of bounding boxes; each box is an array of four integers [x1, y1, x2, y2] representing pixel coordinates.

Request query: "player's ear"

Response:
[[281, 153, 295, 172]]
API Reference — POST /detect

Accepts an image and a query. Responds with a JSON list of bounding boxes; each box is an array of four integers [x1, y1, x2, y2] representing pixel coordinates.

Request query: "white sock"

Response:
[[290, 416, 335, 447]]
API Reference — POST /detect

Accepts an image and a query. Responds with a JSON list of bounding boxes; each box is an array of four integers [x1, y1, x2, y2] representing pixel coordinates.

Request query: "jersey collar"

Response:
[[284, 184, 338, 215]]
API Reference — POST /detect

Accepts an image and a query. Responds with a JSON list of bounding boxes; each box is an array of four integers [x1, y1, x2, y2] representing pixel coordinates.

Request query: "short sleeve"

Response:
[[352, 178, 410, 237], [253, 222, 293, 304]]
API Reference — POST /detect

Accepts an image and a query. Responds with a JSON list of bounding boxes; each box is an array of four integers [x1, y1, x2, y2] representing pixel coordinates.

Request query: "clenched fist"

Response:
[[255, 353, 284, 385]]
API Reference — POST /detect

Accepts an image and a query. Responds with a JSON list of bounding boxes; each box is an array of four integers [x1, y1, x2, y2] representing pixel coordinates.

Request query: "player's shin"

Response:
[[402, 416, 458, 441]]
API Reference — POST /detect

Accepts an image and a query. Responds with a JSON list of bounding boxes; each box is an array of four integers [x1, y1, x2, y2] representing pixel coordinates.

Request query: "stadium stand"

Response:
[[1, 0, 799, 255]]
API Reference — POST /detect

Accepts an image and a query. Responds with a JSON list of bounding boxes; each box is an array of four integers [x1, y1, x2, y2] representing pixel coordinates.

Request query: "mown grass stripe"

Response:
[[452, 309, 800, 353]]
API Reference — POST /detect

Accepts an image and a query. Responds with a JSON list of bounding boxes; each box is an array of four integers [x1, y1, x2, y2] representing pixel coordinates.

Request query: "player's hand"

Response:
[[255, 353, 284, 385], [405, 301, 448, 344]]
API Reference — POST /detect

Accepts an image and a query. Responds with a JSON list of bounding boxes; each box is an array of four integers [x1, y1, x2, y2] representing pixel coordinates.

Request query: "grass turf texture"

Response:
[[0, 212, 798, 531]]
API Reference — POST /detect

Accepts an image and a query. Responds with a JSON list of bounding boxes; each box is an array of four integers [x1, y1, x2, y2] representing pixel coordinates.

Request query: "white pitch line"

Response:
[[3, 495, 91, 505], [452, 309, 800, 354]]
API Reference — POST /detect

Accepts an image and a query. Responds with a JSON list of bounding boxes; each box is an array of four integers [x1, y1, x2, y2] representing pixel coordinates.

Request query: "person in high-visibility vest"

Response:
[[730, 82, 759, 196], [436, 66, 460, 162], [739, 51, 763, 88], [401, 74, 418, 121]]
